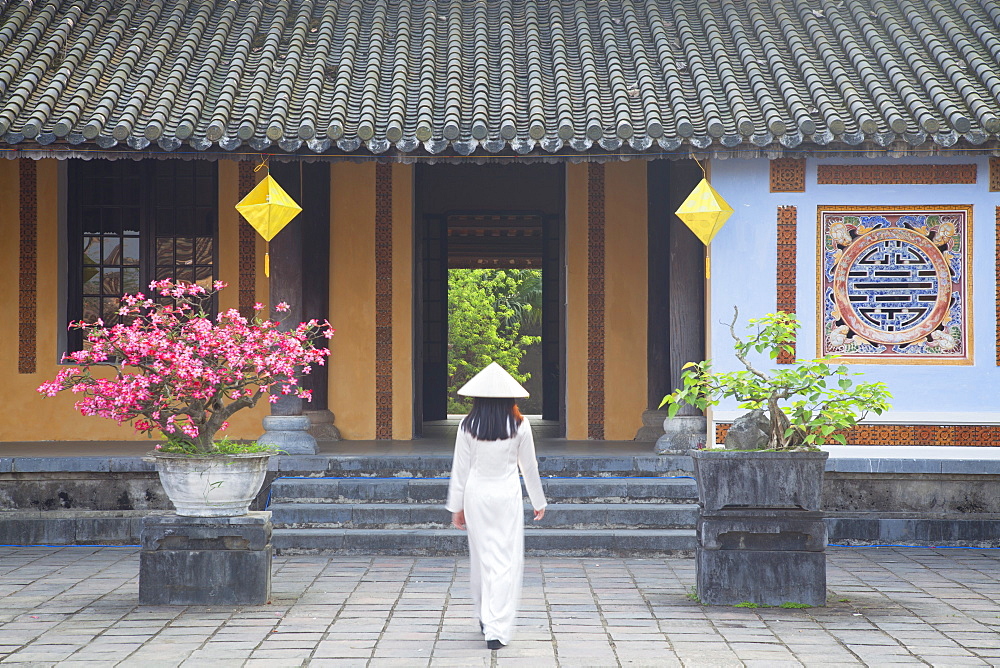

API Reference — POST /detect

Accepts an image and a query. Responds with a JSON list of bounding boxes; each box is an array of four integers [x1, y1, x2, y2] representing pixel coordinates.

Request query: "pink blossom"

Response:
[[37, 279, 334, 450], [274, 302, 290, 313]]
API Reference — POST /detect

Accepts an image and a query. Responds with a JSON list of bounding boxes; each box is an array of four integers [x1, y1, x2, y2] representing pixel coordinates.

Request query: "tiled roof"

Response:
[[1, 0, 1000, 158]]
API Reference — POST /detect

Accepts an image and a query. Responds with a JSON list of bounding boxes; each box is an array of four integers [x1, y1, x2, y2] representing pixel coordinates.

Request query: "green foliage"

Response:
[[686, 587, 701, 603], [734, 601, 762, 608], [660, 309, 892, 450], [779, 602, 812, 609], [157, 435, 281, 456], [447, 269, 542, 413]]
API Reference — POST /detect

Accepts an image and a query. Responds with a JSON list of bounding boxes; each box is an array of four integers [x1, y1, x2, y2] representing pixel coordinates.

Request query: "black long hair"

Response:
[[461, 397, 524, 441]]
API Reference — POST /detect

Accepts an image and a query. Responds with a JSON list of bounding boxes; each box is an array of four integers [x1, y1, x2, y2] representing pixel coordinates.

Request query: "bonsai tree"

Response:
[[38, 279, 333, 454], [661, 308, 891, 450]]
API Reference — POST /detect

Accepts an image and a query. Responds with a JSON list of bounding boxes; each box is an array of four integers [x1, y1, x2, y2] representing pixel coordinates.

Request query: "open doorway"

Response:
[[414, 164, 564, 438]]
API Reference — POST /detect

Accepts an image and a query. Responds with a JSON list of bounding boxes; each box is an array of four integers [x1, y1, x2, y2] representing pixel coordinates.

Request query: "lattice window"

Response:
[[68, 160, 217, 348]]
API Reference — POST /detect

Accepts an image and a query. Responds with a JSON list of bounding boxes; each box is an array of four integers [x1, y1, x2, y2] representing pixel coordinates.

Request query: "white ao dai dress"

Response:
[[446, 417, 547, 645]]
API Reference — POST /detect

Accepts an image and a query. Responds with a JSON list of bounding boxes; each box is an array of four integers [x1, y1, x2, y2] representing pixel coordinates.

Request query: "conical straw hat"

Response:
[[457, 362, 529, 398]]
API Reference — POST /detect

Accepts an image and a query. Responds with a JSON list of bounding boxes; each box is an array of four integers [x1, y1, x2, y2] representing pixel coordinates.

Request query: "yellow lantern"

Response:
[[235, 174, 302, 277], [675, 178, 734, 277]]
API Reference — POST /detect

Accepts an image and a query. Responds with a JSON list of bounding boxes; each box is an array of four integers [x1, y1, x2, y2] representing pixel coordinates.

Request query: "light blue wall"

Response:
[[707, 155, 998, 423]]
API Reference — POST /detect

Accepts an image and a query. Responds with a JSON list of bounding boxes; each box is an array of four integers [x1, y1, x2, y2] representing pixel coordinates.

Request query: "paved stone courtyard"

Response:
[[0, 546, 998, 667]]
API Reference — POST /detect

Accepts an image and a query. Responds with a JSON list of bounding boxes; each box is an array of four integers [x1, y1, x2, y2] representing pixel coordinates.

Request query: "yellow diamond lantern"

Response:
[[235, 175, 302, 276], [675, 178, 734, 246]]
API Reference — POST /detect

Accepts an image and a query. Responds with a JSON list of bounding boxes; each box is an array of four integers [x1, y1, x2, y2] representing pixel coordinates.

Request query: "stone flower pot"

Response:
[[691, 449, 829, 512], [153, 452, 272, 517]]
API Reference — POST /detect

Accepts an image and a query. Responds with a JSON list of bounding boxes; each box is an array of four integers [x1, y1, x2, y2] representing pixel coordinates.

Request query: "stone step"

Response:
[[272, 527, 697, 556], [273, 454, 694, 478], [268, 476, 698, 504], [268, 502, 698, 529]]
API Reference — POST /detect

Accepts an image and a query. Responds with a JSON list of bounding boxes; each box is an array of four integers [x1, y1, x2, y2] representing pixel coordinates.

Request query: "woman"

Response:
[[446, 362, 547, 651]]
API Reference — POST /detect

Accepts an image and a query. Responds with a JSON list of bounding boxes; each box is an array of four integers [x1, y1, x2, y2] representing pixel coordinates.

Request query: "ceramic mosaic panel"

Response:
[[19, 160, 37, 374], [717, 422, 1000, 446], [819, 205, 971, 364], [375, 163, 393, 440], [817, 164, 976, 185], [776, 206, 797, 364], [588, 163, 606, 441], [238, 161, 257, 320], [996, 206, 1000, 366], [769, 158, 805, 192]]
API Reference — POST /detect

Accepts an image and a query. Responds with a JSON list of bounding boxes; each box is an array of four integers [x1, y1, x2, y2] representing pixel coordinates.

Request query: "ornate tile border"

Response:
[[776, 206, 797, 364], [818, 205, 972, 364], [18, 160, 37, 374], [588, 163, 605, 440], [770, 158, 805, 192], [817, 164, 976, 185], [375, 163, 393, 440], [238, 161, 257, 319], [991, 158, 1000, 192], [716, 422, 1000, 446]]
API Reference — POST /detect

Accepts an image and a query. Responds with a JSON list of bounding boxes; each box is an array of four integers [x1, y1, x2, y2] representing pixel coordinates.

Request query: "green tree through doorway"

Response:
[[447, 269, 541, 414]]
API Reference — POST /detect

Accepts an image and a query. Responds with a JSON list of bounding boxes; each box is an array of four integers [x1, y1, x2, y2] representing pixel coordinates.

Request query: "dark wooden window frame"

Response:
[[66, 159, 219, 350]]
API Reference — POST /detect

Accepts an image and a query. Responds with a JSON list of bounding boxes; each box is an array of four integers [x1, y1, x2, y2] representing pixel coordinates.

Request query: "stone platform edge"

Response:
[[3, 453, 1000, 475]]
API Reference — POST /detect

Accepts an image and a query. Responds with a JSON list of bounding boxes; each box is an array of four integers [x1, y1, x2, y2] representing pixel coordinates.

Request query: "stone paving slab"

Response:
[[0, 546, 997, 666]]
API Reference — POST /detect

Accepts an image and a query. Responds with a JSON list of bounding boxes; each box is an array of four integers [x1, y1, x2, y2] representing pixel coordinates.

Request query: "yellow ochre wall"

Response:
[[0, 158, 268, 443], [565, 162, 648, 440], [327, 163, 414, 440]]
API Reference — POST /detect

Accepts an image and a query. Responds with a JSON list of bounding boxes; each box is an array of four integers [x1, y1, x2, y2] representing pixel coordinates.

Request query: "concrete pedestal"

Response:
[[655, 416, 707, 453], [257, 415, 318, 455], [696, 510, 827, 607], [696, 548, 827, 607], [139, 512, 272, 605]]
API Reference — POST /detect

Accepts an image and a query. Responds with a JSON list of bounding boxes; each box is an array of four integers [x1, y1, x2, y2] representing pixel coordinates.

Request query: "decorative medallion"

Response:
[[770, 158, 806, 192], [776, 206, 797, 364], [375, 163, 393, 440], [19, 160, 37, 374], [587, 163, 605, 440], [238, 161, 257, 320], [817, 164, 976, 185], [819, 205, 971, 364]]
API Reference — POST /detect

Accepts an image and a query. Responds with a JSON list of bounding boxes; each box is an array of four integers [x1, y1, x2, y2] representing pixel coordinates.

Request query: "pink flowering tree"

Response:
[[38, 280, 334, 454]]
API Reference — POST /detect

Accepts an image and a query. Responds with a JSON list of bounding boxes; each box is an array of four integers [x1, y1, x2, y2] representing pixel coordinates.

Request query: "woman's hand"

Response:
[[452, 510, 467, 530], [533, 508, 545, 521]]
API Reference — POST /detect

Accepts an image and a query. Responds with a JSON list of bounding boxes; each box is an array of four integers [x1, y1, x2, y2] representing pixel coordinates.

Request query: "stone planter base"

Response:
[[696, 548, 827, 607], [139, 512, 272, 606]]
